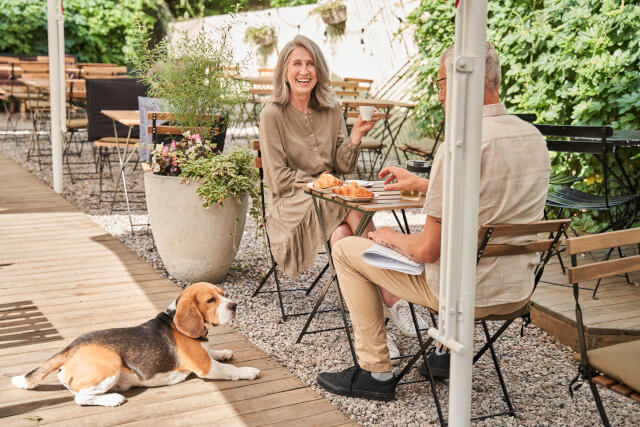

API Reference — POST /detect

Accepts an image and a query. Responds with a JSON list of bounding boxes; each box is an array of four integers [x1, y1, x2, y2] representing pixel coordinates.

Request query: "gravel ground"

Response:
[[1, 117, 638, 426]]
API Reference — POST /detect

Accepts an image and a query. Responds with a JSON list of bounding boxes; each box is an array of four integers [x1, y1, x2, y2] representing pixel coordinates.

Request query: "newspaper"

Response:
[[361, 243, 425, 275]]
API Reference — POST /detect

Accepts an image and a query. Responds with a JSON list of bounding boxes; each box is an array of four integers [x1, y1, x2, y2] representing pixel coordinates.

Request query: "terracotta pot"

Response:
[[144, 173, 248, 283]]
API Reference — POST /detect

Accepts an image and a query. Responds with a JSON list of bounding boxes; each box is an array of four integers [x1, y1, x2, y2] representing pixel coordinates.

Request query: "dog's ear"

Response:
[[174, 295, 204, 338]]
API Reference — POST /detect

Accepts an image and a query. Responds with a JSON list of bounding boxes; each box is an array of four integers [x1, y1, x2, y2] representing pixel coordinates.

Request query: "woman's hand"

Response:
[[349, 110, 382, 145], [378, 166, 429, 192]]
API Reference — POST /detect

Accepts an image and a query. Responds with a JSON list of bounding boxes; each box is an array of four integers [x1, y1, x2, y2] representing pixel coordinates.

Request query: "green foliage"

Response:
[[0, 0, 160, 65], [409, 0, 640, 231], [132, 27, 249, 138], [179, 149, 262, 223]]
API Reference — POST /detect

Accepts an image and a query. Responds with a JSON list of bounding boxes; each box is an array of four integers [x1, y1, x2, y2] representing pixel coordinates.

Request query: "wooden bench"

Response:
[[566, 228, 640, 425]]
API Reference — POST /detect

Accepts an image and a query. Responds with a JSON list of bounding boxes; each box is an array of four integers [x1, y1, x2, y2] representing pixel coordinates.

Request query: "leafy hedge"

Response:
[[0, 0, 160, 65], [409, 0, 640, 231]]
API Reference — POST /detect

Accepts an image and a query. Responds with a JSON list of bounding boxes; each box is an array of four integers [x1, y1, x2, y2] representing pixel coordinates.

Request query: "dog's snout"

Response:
[[228, 302, 237, 312]]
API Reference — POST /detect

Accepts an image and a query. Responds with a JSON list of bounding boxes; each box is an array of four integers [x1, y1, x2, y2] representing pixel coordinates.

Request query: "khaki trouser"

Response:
[[332, 236, 528, 372]]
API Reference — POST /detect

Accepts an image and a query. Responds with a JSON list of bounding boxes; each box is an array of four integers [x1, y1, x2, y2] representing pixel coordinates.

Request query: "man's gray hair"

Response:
[[440, 42, 501, 91], [270, 35, 335, 109]]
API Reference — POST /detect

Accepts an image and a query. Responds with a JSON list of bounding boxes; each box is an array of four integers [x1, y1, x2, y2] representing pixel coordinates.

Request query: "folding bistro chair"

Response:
[[566, 228, 640, 427], [395, 219, 571, 425], [250, 140, 332, 321]]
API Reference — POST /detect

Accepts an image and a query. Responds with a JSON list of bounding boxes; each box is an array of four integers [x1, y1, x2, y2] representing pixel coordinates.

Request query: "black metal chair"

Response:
[[396, 219, 571, 425], [566, 228, 640, 426], [536, 124, 640, 297]]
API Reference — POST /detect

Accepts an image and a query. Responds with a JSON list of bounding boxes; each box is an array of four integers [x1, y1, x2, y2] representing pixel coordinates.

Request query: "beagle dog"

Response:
[[12, 282, 260, 406]]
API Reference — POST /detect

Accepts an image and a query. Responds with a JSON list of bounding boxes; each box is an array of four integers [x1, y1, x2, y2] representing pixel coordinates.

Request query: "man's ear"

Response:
[[174, 296, 204, 338]]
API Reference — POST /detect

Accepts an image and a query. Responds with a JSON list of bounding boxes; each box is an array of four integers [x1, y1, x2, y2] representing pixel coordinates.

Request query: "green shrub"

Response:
[[0, 0, 159, 65], [409, 0, 640, 231]]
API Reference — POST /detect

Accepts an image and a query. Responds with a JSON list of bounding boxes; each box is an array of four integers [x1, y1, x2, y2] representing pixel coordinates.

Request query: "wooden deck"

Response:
[[0, 154, 354, 426], [532, 245, 640, 350]]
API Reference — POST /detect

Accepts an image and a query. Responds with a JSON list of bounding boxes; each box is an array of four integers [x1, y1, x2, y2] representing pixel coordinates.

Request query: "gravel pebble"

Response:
[[1, 121, 638, 426]]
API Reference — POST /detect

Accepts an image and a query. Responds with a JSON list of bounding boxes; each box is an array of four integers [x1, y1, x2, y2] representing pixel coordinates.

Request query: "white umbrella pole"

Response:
[[47, 0, 65, 193], [427, 0, 487, 425]]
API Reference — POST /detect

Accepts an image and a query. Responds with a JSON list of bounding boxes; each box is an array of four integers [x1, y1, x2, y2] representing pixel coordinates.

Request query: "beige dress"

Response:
[[259, 101, 359, 277]]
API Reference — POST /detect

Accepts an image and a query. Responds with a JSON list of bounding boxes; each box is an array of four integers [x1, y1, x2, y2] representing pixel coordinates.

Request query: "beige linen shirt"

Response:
[[423, 103, 551, 307]]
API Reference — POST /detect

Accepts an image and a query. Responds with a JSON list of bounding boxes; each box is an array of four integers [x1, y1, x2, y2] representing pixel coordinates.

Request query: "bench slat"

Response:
[[478, 220, 570, 238], [481, 240, 555, 258], [592, 375, 617, 387]]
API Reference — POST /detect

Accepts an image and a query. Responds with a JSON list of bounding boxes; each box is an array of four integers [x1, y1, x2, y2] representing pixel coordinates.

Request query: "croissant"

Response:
[[332, 181, 374, 198], [312, 171, 343, 189]]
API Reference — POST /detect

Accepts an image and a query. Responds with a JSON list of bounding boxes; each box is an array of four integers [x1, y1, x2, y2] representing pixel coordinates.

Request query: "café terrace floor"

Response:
[[0, 154, 355, 426], [0, 152, 638, 425]]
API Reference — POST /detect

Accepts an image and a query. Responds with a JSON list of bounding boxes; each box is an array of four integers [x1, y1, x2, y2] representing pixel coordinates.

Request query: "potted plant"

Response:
[[133, 27, 259, 283], [244, 25, 275, 48], [310, 1, 347, 26]]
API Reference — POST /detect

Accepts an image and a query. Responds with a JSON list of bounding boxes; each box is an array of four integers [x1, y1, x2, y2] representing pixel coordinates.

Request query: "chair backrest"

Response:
[[478, 219, 571, 287], [86, 78, 148, 141], [565, 228, 640, 364], [146, 111, 227, 154]]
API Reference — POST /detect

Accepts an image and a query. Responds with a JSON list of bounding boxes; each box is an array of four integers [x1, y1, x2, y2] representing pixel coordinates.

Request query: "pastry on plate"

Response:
[[332, 181, 375, 198], [312, 171, 343, 189]]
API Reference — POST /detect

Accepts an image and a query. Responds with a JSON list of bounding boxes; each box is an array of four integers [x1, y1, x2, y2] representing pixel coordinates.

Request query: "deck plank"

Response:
[[0, 154, 354, 426]]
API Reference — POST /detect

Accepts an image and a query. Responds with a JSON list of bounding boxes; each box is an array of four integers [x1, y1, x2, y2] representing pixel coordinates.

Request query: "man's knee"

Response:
[[332, 236, 372, 270]]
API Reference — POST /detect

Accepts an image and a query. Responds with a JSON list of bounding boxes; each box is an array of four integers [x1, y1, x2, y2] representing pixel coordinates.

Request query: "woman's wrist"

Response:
[[349, 130, 362, 146]]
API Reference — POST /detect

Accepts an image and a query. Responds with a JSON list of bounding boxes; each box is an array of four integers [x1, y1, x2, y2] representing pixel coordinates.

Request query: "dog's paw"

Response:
[[237, 367, 261, 380], [216, 349, 233, 361], [76, 393, 127, 407], [11, 375, 29, 389]]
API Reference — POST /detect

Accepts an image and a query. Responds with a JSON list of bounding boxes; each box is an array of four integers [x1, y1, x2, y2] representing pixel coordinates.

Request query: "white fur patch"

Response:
[[114, 369, 189, 391], [11, 374, 28, 389], [216, 296, 236, 325]]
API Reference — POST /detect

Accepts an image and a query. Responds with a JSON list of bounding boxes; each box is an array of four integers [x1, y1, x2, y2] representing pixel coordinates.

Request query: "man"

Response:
[[317, 42, 551, 401]]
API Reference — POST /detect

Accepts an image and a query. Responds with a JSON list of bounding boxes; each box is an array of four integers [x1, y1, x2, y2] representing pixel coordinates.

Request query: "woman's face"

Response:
[[286, 46, 317, 98]]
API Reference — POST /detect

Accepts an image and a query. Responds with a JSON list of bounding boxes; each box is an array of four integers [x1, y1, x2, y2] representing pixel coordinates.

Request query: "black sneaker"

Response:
[[317, 366, 396, 401], [418, 349, 450, 380]]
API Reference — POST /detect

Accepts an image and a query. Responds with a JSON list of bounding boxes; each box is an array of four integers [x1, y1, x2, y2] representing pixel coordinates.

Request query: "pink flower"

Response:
[[162, 146, 169, 157]]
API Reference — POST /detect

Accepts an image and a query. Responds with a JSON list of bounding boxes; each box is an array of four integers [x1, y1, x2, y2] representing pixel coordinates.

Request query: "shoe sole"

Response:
[[317, 376, 395, 402]]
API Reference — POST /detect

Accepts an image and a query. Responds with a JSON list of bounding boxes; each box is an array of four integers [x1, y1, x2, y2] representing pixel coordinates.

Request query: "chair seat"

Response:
[[94, 137, 140, 148], [475, 302, 531, 322], [546, 187, 638, 210], [66, 118, 88, 129], [360, 136, 383, 150], [587, 339, 640, 393], [549, 173, 584, 186]]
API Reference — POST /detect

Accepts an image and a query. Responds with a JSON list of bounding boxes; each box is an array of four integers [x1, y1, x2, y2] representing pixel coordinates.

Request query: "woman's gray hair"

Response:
[[270, 35, 335, 109], [440, 42, 501, 91]]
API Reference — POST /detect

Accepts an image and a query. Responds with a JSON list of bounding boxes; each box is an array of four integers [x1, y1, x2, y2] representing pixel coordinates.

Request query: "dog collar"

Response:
[[157, 311, 175, 328]]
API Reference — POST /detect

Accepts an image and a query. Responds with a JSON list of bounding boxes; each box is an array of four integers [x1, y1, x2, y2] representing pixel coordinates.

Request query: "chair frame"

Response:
[[566, 228, 640, 426], [395, 219, 571, 425], [250, 140, 332, 321]]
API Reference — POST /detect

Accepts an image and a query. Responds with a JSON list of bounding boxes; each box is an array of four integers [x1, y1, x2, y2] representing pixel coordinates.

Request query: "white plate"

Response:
[[344, 179, 374, 188]]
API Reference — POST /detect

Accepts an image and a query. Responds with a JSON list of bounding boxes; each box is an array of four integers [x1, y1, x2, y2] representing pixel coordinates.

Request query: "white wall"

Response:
[[170, 0, 419, 92]]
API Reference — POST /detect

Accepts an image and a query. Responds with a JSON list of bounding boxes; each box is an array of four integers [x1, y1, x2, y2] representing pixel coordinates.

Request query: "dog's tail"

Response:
[[12, 348, 71, 389]]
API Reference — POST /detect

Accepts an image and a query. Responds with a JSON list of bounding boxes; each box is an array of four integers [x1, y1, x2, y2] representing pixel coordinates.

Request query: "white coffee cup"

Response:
[[359, 105, 374, 121]]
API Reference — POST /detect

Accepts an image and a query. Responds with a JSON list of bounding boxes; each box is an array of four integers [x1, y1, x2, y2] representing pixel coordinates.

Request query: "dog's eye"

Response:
[[207, 297, 216, 303]]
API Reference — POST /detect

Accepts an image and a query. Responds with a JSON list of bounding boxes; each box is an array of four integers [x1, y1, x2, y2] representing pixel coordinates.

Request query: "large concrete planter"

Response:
[[144, 173, 248, 283]]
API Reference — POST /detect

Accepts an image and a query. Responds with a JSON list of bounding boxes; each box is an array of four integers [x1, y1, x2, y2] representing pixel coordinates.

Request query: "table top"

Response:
[[101, 110, 140, 127], [609, 130, 640, 147], [302, 181, 425, 212], [18, 77, 84, 89]]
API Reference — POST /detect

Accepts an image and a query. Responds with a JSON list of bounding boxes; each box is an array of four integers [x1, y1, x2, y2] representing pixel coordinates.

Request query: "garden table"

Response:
[[341, 98, 415, 179], [101, 109, 143, 231], [296, 181, 425, 364]]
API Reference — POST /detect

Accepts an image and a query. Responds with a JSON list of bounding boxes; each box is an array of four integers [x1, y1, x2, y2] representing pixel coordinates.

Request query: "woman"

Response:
[[259, 35, 376, 277], [260, 35, 426, 341]]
